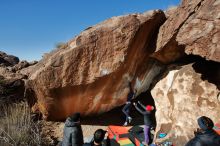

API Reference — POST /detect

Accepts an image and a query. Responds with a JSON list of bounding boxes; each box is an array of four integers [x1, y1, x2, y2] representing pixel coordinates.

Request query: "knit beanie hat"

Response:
[[197, 116, 214, 131], [94, 129, 107, 143], [146, 105, 153, 111], [69, 112, 80, 122]]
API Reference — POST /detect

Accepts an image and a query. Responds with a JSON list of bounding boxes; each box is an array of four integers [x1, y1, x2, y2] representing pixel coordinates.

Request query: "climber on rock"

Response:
[[60, 113, 84, 146], [185, 116, 220, 146], [133, 101, 154, 145], [122, 82, 136, 126]]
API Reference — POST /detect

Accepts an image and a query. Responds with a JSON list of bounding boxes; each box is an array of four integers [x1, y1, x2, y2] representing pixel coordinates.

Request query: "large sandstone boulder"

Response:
[[151, 62, 220, 145], [153, 0, 220, 63], [28, 10, 166, 120]]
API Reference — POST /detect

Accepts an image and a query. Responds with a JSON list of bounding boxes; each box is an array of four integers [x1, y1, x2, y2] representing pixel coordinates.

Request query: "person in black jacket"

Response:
[[61, 113, 84, 146], [133, 101, 154, 145], [83, 129, 109, 146], [185, 116, 220, 146], [122, 82, 136, 126]]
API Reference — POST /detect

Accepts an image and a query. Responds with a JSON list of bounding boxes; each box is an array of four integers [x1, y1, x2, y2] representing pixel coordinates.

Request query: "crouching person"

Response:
[[60, 112, 84, 146], [84, 129, 109, 146], [185, 116, 220, 146]]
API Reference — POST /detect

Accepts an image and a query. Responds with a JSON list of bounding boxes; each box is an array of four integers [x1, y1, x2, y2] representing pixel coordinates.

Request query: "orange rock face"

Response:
[[153, 0, 220, 63], [28, 0, 220, 123], [28, 10, 166, 120]]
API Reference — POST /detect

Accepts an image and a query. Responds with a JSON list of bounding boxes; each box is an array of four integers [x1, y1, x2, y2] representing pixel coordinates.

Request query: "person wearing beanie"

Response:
[[83, 129, 109, 146], [197, 116, 214, 131], [60, 112, 84, 146], [133, 101, 154, 145], [185, 116, 220, 146], [122, 82, 137, 126]]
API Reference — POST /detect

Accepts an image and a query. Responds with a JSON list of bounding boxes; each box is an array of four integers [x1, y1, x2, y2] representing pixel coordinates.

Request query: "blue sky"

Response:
[[0, 0, 180, 61]]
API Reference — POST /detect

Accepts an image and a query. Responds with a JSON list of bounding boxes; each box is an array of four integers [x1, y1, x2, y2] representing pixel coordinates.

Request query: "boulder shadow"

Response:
[[81, 90, 156, 127]]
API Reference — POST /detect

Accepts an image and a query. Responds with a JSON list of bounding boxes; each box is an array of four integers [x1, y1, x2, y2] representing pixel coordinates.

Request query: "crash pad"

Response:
[[118, 138, 135, 146], [108, 125, 131, 141], [128, 126, 145, 146], [214, 123, 220, 135]]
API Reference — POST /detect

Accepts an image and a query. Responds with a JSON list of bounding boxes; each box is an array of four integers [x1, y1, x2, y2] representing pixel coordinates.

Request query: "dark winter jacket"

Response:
[[83, 142, 104, 146], [185, 129, 220, 146], [62, 117, 84, 146], [134, 102, 152, 126], [127, 90, 135, 102], [125, 82, 135, 102], [83, 140, 109, 146]]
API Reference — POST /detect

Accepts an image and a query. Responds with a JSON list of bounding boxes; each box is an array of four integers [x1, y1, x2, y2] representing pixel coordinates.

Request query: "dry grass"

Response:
[[0, 102, 42, 146]]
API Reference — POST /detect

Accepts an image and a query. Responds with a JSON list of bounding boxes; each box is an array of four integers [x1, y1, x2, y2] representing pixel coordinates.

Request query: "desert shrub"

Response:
[[55, 42, 67, 49], [0, 102, 42, 146]]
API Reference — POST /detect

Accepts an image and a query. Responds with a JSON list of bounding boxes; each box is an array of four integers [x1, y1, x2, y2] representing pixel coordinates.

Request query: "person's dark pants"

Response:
[[122, 102, 131, 123]]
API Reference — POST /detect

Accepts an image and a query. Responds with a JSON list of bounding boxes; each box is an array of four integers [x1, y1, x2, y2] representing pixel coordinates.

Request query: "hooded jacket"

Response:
[[62, 117, 84, 146], [83, 139, 109, 146], [185, 129, 220, 146]]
